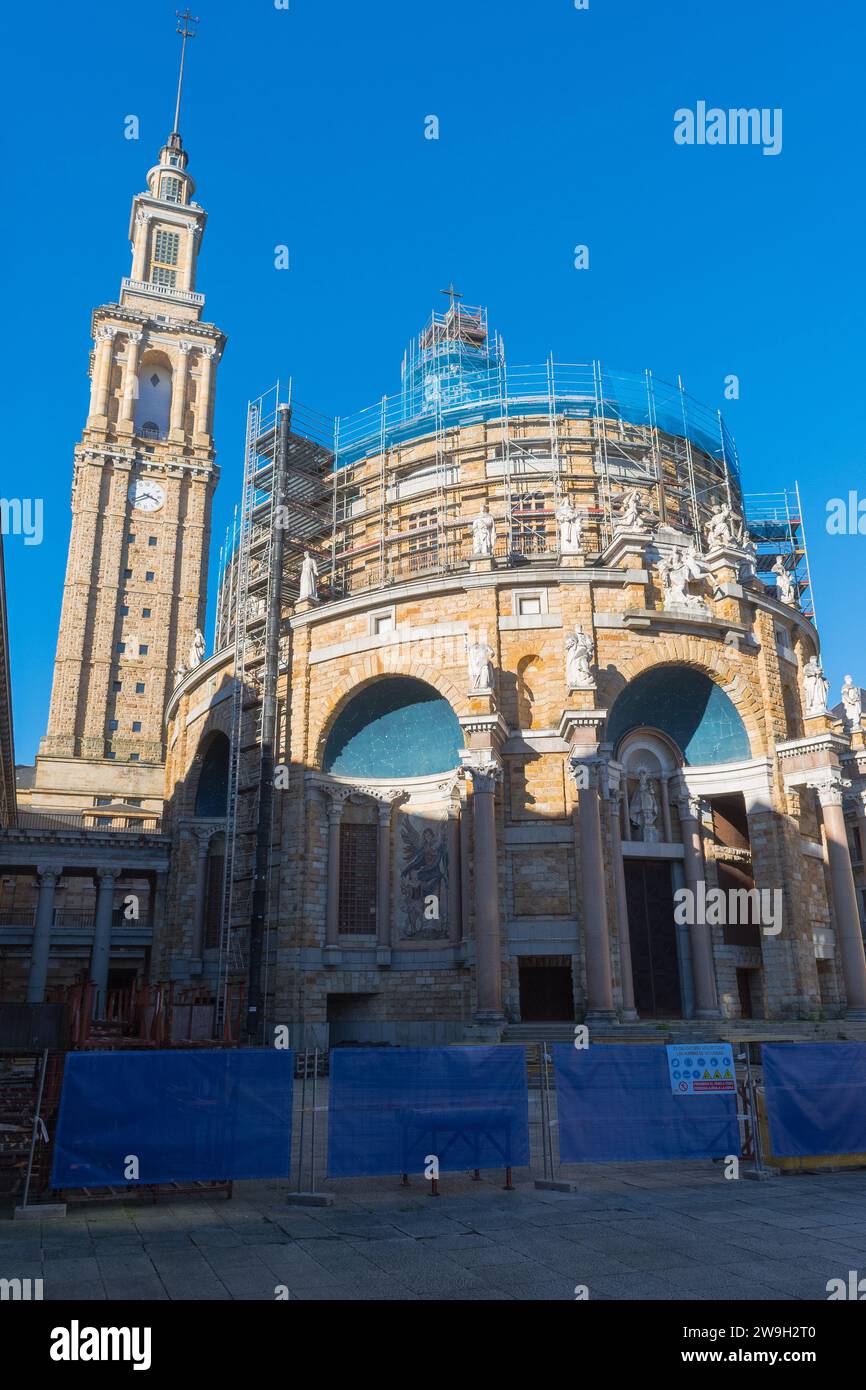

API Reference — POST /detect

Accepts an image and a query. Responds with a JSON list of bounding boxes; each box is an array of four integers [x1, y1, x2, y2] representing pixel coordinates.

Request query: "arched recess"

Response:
[[321, 676, 462, 778], [315, 660, 465, 770], [135, 352, 172, 439], [193, 731, 230, 816], [607, 665, 751, 765]]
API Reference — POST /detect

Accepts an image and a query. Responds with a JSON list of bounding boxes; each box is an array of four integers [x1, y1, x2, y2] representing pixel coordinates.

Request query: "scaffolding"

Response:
[[743, 483, 815, 620], [215, 384, 331, 1039]]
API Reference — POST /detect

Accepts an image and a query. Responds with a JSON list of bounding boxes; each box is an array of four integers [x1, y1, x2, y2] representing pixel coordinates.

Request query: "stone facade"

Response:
[[155, 318, 866, 1043]]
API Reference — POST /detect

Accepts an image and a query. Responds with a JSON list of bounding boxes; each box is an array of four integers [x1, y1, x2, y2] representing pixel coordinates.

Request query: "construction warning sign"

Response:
[[666, 1044, 736, 1097]]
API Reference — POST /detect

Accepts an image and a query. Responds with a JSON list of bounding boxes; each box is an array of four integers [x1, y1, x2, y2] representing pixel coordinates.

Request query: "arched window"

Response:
[[608, 667, 750, 765], [323, 677, 461, 778], [194, 734, 230, 817], [135, 360, 172, 440]]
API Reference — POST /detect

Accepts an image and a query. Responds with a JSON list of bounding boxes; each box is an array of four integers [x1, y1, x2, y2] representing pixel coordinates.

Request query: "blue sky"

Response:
[[3, 0, 865, 762]]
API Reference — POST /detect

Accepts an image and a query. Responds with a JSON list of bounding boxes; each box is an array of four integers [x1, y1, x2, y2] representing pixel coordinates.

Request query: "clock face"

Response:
[[129, 479, 165, 513]]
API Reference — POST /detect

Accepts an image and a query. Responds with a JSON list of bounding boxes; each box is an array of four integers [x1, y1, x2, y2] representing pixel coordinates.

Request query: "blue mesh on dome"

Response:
[[323, 678, 461, 778], [607, 667, 750, 765]]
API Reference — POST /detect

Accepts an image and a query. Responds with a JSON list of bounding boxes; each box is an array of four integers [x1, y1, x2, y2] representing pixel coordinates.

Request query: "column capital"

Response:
[[125, 330, 144, 345], [672, 790, 705, 822], [567, 753, 607, 793], [95, 324, 118, 343], [807, 770, 851, 807], [36, 864, 60, 883], [201, 344, 219, 360], [458, 750, 503, 794], [96, 867, 119, 885], [377, 801, 393, 825], [177, 339, 194, 356]]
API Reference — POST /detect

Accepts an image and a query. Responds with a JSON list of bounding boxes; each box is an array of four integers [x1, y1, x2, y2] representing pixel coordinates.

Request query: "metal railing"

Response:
[[13, 810, 164, 835]]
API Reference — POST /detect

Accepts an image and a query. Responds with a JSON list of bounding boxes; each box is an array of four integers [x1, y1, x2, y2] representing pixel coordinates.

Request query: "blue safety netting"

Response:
[[327, 1046, 530, 1178], [51, 1048, 293, 1188], [763, 1043, 866, 1158], [553, 1045, 740, 1163]]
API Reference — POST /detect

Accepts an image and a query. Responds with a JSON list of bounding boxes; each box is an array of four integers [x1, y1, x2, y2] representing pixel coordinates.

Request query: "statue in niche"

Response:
[[565, 624, 596, 689], [628, 769, 661, 843], [705, 501, 736, 550], [556, 497, 583, 554], [471, 503, 495, 557], [803, 655, 829, 714], [299, 550, 319, 602], [841, 675, 862, 731], [466, 634, 494, 694], [658, 544, 708, 611], [188, 628, 205, 669], [399, 817, 448, 939], [771, 556, 796, 606], [614, 488, 650, 534]]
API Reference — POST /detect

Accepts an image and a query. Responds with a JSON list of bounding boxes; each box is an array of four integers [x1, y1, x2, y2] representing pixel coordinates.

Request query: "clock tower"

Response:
[[30, 96, 225, 818]]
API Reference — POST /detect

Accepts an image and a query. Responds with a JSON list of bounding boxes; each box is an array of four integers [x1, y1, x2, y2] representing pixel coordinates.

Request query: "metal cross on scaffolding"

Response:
[[172, 9, 200, 134], [440, 283, 463, 314]]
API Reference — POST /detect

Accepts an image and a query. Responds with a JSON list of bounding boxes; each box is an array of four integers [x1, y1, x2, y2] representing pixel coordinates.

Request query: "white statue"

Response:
[[739, 535, 758, 581], [803, 656, 829, 714], [705, 501, 736, 550], [614, 488, 650, 534], [629, 770, 660, 843], [299, 550, 319, 602], [556, 498, 583, 555], [466, 634, 494, 694], [471, 504, 495, 558], [658, 544, 708, 611], [565, 624, 596, 689], [841, 675, 862, 732], [174, 661, 187, 686], [188, 628, 205, 669], [772, 556, 796, 606]]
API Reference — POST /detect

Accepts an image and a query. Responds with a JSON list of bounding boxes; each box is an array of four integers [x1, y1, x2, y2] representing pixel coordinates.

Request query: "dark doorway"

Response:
[[736, 968, 755, 1019], [625, 860, 682, 1017], [519, 963, 574, 1021]]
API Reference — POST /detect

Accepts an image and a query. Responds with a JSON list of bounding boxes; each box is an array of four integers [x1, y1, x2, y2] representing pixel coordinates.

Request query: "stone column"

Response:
[[571, 757, 616, 1021], [26, 866, 59, 1004], [855, 790, 866, 867], [325, 798, 343, 951], [169, 341, 193, 439], [447, 804, 463, 945], [376, 801, 392, 949], [131, 209, 151, 281], [117, 331, 143, 429], [194, 346, 217, 439], [88, 326, 117, 423], [89, 869, 118, 1015], [812, 775, 866, 1018], [191, 831, 212, 959], [607, 784, 638, 1020], [675, 792, 721, 1018], [465, 756, 504, 1022]]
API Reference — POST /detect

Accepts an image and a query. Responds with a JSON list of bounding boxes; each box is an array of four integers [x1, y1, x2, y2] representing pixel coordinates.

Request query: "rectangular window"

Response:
[[96, 797, 112, 807], [142, 608, 151, 618], [517, 594, 542, 616], [108, 719, 119, 731], [139, 644, 148, 655], [112, 681, 122, 692], [116, 643, 126, 654], [407, 508, 439, 573], [145, 572, 154, 582], [148, 536, 157, 546], [135, 682, 145, 693], [124, 568, 133, 578], [120, 605, 129, 616], [132, 721, 142, 732], [128, 534, 136, 544], [151, 228, 180, 287], [130, 753, 140, 762], [338, 823, 378, 935], [161, 175, 183, 204], [106, 750, 116, 760]]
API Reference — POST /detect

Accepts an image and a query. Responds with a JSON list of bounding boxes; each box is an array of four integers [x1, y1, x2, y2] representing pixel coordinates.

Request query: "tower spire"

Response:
[[172, 8, 199, 136]]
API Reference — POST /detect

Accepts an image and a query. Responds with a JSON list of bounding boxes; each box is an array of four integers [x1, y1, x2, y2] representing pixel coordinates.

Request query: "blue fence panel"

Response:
[[553, 1045, 740, 1163], [327, 1046, 530, 1178], [763, 1043, 866, 1158], [51, 1048, 293, 1188]]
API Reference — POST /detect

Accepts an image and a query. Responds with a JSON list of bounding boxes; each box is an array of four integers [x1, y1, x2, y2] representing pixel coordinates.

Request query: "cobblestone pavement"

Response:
[[3, 1163, 865, 1301]]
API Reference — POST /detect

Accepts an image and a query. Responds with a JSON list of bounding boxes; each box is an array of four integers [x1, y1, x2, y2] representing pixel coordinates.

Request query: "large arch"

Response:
[[313, 656, 466, 769], [321, 676, 462, 778], [607, 664, 751, 765], [135, 351, 173, 439]]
